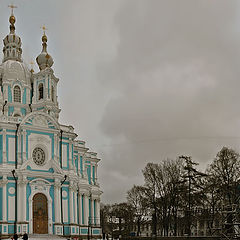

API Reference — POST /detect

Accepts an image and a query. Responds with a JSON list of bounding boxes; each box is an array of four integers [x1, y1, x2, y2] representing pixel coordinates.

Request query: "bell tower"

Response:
[[31, 26, 60, 120], [0, 5, 31, 118]]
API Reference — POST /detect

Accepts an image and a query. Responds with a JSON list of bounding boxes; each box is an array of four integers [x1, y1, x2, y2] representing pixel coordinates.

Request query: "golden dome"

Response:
[[42, 34, 47, 43], [9, 15, 16, 25]]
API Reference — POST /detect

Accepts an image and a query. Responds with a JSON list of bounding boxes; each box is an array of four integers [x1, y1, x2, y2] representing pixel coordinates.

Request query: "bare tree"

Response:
[[142, 159, 185, 236], [127, 185, 148, 236], [207, 147, 240, 206]]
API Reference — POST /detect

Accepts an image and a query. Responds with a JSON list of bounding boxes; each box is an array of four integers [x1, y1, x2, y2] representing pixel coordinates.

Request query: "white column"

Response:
[[95, 164, 98, 185], [91, 198, 95, 225], [33, 79, 36, 103], [84, 193, 89, 226], [22, 177, 27, 222], [74, 190, 78, 224], [17, 131, 21, 165], [96, 199, 100, 225], [69, 141, 73, 170], [54, 133, 58, 161], [2, 176, 7, 221], [54, 179, 61, 223], [17, 180, 22, 221], [69, 184, 74, 224], [22, 129, 26, 162], [78, 191, 82, 225]]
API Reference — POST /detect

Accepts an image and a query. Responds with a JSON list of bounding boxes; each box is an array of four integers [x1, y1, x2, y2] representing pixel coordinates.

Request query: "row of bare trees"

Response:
[[101, 147, 240, 237]]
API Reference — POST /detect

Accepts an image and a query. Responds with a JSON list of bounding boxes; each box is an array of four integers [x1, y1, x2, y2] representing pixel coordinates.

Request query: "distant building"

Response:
[[0, 7, 102, 239]]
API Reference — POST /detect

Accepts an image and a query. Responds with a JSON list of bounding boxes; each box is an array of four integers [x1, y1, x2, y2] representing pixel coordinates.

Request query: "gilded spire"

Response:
[[8, 4, 17, 33], [41, 25, 48, 52]]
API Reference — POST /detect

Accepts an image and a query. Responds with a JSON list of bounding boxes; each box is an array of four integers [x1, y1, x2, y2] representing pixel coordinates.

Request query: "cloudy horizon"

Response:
[[1, 0, 240, 203]]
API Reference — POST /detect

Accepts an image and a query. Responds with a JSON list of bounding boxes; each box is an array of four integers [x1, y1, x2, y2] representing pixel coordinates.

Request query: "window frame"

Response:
[[38, 83, 44, 100], [13, 85, 21, 103]]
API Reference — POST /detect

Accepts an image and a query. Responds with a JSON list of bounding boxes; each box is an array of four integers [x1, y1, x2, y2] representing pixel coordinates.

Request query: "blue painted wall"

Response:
[[80, 156, 83, 175], [92, 166, 95, 184], [21, 108, 26, 116], [7, 182, 15, 222], [26, 183, 31, 221], [87, 165, 91, 184], [8, 86, 12, 102], [23, 88, 26, 104], [8, 106, 14, 116]]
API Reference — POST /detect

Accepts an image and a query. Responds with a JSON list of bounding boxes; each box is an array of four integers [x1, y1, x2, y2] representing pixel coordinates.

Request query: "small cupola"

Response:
[[36, 26, 54, 71]]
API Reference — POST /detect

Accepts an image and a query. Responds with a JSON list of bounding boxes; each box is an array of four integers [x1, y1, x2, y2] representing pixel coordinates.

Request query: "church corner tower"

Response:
[[0, 7, 102, 239], [31, 28, 61, 120]]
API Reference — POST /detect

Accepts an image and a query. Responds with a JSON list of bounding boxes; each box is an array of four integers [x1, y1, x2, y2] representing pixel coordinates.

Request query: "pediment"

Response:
[[20, 157, 63, 174], [21, 112, 59, 130]]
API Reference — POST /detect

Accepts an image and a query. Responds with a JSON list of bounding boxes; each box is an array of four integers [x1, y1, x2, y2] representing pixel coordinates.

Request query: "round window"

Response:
[[32, 147, 45, 166]]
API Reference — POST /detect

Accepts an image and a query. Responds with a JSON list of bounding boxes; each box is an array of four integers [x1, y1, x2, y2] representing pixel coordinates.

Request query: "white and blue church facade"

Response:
[[0, 9, 102, 238]]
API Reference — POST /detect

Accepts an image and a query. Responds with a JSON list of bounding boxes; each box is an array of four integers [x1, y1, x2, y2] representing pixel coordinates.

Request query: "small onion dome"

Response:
[[36, 33, 54, 70], [2, 14, 22, 62]]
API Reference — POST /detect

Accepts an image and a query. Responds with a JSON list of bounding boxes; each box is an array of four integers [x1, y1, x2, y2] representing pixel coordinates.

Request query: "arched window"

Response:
[[14, 85, 21, 103], [38, 83, 43, 100], [51, 86, 54, 102]]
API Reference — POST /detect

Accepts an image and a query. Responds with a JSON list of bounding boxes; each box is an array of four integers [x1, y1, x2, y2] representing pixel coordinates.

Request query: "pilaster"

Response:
[[54, 178, 61, 224], [69, 181, 74, 224], [2, 129, 6, 163], [22, 129, 26, 162], [1, 175, 8, 222], [84, 193, 89, 226]]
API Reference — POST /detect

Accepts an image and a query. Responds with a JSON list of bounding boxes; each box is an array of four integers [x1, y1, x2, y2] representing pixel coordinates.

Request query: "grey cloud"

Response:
[[98, 0, 240, 202]]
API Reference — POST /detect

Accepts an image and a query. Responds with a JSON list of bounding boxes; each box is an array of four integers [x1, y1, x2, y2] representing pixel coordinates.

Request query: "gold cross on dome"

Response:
[[8, 4, 17, 15], [41, 25, 48, 35]]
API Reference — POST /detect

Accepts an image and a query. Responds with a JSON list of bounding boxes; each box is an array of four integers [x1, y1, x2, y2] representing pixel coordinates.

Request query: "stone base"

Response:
[[54, 224, 63, 235], [0, 222, 29, 235]]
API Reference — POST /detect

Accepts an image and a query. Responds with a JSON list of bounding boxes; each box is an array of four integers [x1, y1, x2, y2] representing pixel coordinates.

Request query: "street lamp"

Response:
[[61, 175, 67, 236], [88, 192, 92, 240], [12, 170, 17, 234]]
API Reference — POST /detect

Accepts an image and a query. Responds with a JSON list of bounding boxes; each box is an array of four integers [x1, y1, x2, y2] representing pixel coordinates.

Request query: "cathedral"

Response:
[[0, 7, 102, 239]]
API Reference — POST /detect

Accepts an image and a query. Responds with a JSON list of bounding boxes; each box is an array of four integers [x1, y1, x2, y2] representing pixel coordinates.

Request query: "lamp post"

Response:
[[88, 192, 92, 240], [61, 175, 67, 236], [11, 170, 17, 234]]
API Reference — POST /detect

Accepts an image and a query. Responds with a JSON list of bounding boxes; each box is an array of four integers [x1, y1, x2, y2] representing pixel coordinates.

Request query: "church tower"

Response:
[[0, 6, 102, 239], [0, 8, 31, 118], [31, 28, 60, 120]]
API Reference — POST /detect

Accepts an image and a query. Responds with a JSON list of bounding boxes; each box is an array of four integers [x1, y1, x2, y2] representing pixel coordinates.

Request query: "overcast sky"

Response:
[[1, 0, 240, 203]]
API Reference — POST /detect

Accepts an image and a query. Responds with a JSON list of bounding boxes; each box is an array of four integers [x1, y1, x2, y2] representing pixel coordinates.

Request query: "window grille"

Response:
[[51, 86, 54, 102], [39, 83, 43, 100], [14, 85, 21, 102]]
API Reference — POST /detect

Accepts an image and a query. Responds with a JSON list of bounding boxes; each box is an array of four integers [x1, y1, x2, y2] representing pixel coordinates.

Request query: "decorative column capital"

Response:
[[0, 175, 8, 186], [54, 178, 61, 188]]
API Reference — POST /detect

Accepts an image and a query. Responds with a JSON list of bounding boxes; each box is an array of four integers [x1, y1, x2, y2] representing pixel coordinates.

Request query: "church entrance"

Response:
[[33, 193, 48, 234]]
